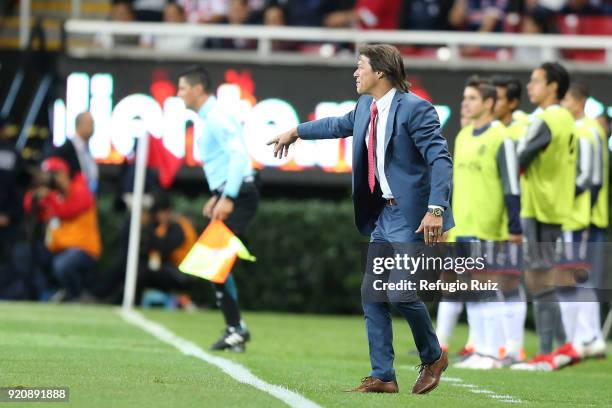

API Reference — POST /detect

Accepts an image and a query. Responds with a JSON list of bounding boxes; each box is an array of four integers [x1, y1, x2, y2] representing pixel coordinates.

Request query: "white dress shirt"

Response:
[[72, 135, 99, 192], [364, 88, 444, 212], [365, 88, 396, 199]]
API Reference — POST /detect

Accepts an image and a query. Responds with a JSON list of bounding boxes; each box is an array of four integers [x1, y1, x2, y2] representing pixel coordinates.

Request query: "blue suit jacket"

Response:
[[298, 91, 454, 237]]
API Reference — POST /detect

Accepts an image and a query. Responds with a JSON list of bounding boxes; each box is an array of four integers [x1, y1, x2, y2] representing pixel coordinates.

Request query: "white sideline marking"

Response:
[[399, 367, 524, 404], [120, 309, 321, 408], [443, 376, 523, 404]]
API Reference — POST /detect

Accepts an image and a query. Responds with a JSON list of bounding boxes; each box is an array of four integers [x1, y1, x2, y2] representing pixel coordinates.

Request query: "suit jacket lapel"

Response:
[[384, 92, 402, 153], [352, 99, 370, 166]]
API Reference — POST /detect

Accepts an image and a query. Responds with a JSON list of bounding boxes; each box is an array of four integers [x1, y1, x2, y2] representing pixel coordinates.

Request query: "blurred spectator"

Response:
[[323, 0, 402, 29], [448, 0, 508, 32], [514, 7, 558, 62], [227, 0, 261, 25], [141, 2, 201, 50], [207, 0, 261, 49], [526, 0, 567, 12], [112, 0, 137, 21], [521, 6, 556, 33], [178, 0, 229, 23], [262, 2, 294, 50], [263, 2, 286, 26], [136, 191, 198, 303], [93, 189, 196, 305], [96, 0, 140, 48], [52, 112, 99, 194], [91, 154, 161, 302], [132, 0, 166, 21], [265, 0, 324, 27], [22, 157, 102, 301], [561, 0, 603, 14], [527, 0, 610, 14], [247, 0, 266, 12], [400, 0, 454, 30]]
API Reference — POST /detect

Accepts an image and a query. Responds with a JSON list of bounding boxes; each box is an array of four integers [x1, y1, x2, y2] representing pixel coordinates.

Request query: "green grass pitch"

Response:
[[1, 302, 610, 407]]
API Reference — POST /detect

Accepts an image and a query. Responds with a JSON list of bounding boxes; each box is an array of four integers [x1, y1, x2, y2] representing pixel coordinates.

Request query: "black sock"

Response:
[[534, 290, 566, 354], [213, 282, 241, 328]]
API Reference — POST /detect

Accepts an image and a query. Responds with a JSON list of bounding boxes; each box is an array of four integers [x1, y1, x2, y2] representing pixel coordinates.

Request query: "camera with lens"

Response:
[[29, 168, 61, 192]]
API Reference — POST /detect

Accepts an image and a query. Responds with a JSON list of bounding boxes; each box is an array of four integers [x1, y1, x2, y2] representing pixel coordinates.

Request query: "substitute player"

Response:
[[491, 75, 528, 365], [450, 76, 521, 370], [551, 83, 597, 369], [512, 62, 576, 371], [561, 83, 607, 361]]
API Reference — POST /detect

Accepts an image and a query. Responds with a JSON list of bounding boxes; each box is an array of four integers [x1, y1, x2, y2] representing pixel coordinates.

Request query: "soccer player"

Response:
[[551, 82, 597, 369], [491, 75, 528, 364], [585, 111, 609, 361], [451, 76, 521, 370], [512, 62, 576, 371], [561, 83, 607, 360], [435, 106, 475, 358], [178, 66, 259, 352], [492, 75, 529, 141]]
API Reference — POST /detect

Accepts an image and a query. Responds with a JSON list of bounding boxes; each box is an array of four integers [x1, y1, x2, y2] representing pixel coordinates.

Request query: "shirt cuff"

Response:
[[428, 205, 444, 211]]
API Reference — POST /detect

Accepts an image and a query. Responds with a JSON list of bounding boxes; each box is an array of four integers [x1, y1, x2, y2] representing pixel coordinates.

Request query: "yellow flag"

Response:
[[178, 220, 256, 283]]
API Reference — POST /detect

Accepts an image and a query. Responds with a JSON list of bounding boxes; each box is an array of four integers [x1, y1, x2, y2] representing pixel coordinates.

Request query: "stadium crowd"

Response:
[[117, 0, 612, 29], [97, 0, 612, 57]]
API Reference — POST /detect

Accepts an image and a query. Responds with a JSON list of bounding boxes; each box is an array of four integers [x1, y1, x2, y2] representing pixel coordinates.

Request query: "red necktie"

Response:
[[367, 101, 378, 193]]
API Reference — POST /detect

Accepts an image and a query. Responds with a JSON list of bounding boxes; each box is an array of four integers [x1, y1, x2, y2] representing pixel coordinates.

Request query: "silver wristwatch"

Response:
[[427, 207, 444, 217]]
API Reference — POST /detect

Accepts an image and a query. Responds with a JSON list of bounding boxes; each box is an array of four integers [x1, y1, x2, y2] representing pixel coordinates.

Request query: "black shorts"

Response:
[[214, 181, 259, 237]]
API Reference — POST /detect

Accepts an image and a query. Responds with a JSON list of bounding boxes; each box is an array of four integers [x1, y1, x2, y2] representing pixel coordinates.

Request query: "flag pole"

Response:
[[122, 134, 150, 311]]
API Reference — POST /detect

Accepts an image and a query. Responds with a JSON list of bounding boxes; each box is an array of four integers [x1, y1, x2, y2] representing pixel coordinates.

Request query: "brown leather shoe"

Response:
[[346, 376, 399, 393], [412, 351, 448, 395]]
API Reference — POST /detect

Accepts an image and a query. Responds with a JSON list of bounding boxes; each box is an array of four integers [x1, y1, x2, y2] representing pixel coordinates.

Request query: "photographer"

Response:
[[136, 191, 197, 303], [23, 157, 102, 301]]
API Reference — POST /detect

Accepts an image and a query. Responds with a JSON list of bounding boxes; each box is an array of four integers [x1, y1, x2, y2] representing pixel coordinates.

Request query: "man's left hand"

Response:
[[212, 197, 234, 221], [416, 212, 443, 246]]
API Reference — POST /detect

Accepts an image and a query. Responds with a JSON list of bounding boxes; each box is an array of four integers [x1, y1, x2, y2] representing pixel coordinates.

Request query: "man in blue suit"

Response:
[[268, 44, 452, 394]]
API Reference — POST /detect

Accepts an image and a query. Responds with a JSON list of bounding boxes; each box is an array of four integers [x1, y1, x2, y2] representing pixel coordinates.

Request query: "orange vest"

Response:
[[154, 215, 197, 266], [47, 205, 102, 259]]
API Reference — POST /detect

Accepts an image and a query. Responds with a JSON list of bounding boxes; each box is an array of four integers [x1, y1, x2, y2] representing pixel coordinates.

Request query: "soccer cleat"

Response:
[[581, 338, 606, 359], [501, 347, 526, 367], [510, 354, 556, 371], [552, 343, 581, 368], [457, 345, 475, 357], [456, 345, 475, 362], [501, 355, 524, 367], [454, 353, 501, 369], [209, 326, 250, 352]]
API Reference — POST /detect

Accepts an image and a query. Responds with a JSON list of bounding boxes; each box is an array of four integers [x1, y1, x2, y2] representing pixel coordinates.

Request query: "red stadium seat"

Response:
[[557, 15, 612, 61]]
